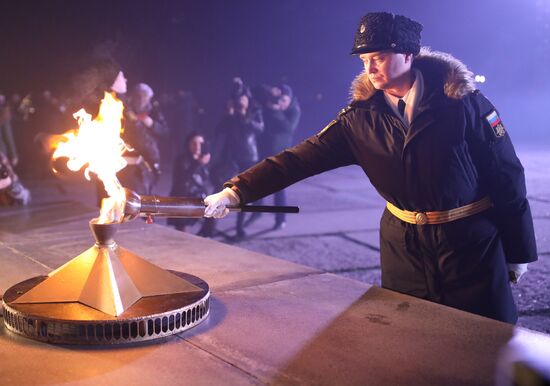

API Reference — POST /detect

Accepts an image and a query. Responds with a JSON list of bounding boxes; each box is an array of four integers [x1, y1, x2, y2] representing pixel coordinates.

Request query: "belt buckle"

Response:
[[415, 212, 428, 225]]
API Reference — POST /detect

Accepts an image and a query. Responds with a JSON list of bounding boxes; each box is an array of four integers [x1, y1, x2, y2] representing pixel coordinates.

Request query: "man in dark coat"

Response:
[[203, 12, 537, 323], [258, 84, 301, 229], [120, 83, 168, 195], [211, 80, 264, 238]]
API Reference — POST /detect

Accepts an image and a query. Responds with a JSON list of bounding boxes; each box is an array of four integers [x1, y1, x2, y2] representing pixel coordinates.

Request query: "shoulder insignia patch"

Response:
[[317, 106, 353, 137], [338, 105, 353, 118], [485, 110, 506, 138], [317, 119, 338, 136]]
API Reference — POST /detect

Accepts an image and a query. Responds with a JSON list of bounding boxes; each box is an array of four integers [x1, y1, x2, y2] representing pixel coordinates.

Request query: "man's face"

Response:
[[137, 91, 152, 107], [270, 87, 282, 97], [188, 135, 204, 156], [279, 95, 291, 110], [359, 51, 412, 91]]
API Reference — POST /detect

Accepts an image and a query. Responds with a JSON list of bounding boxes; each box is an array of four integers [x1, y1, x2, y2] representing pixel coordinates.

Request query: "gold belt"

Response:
[[386, 196, 492, 225]]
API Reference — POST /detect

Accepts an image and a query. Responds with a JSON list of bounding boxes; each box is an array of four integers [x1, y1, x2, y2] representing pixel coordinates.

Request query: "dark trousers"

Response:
[[273, 189, 287, 224], [254, 189, 287, 225], [379, 209, 517, 324]]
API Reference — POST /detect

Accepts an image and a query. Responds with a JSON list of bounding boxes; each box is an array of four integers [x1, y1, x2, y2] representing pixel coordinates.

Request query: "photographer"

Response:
[[211, 78, 264, 239], [257, 84, 301, 229]]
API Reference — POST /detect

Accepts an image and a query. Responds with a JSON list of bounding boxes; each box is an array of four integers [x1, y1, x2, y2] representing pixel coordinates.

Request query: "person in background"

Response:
[[0, 93, 18, 170], [120, 82, 168, 195], [0, 151, 30, 206], [211, 78, 263, 239], [203, 12, 537, 324], [168, 132, 215, 236], [255, 83, 301, 229]]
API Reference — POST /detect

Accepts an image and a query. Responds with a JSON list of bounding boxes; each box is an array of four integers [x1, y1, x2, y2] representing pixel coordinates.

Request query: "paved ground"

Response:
[[19, 148, 550, 334]]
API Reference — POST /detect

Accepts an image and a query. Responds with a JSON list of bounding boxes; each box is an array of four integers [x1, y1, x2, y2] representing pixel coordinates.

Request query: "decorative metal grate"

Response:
[[1, 274, 210, 345]]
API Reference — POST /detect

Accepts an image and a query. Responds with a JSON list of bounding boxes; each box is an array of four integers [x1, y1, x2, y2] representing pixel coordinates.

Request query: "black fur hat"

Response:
[[351, 12, 423, 55]]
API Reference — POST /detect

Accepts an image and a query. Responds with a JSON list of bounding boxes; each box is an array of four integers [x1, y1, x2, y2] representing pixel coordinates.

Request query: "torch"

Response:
[[122, 188, 299, 222]]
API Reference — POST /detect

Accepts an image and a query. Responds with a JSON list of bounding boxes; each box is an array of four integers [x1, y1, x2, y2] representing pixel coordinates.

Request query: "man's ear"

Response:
[[404, 53, 414, 64]]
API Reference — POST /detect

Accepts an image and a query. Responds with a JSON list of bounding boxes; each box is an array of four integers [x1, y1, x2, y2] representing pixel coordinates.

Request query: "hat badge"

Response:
[[390, 43, 396, 48], [360, 24, 365, 33]]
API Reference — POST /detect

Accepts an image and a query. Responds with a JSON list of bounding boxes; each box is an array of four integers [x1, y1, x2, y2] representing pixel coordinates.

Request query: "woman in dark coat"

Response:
[[168, 132, 214, 235]]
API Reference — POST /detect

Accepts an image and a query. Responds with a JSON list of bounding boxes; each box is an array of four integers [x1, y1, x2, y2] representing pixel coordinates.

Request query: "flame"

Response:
[[52, 92, 129, 224]]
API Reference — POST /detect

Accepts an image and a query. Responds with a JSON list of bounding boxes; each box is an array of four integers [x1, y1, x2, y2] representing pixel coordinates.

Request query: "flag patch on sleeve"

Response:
[[485, 110, 506, 138]]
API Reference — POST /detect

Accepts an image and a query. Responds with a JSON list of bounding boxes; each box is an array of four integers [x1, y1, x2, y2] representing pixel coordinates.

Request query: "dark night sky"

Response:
[[1, 0, 549, 144]]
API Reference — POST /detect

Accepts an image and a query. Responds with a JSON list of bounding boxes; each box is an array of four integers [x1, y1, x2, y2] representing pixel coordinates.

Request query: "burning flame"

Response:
[[52, 92, 129, 223]]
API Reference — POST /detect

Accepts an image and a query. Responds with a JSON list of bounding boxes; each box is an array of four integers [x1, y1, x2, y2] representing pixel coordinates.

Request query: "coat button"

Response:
[[415, 212, 428, 225]]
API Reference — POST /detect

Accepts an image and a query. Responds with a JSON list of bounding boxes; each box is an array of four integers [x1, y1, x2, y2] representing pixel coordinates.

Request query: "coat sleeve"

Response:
[[224, 109, 356, 203], [465, 91, 537, 264]]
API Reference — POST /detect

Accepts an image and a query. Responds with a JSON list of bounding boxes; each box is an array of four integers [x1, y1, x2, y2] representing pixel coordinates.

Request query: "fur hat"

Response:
[[351, 12, 423, 55]]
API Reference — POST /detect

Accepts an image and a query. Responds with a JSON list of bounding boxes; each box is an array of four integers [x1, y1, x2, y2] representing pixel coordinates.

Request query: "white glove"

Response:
[[204, 188, 240, 218], [507, 263, 528, 284]]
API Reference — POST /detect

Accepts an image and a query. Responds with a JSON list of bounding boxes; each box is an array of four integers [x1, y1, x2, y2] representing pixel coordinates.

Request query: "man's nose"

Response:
[[366, 62, 377, 74]]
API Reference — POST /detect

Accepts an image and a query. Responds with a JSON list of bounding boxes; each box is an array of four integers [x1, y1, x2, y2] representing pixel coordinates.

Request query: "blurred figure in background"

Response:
[[161, 89, 196, 167], [120, 82, 168, 195], [0, 151, 30, 206], [211, 77, 263, 239], [168, 131, 215, 236], [0, 93, 18, 170], [256, 83, 301, 229]]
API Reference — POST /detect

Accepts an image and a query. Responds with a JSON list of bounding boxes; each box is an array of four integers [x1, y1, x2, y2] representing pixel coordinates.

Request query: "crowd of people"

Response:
[[0, 67, 301, 240], [169, 77, 301, 238]]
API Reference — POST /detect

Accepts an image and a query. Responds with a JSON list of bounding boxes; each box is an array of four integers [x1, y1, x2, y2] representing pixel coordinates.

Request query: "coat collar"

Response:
[[349, 47, 476, 103]]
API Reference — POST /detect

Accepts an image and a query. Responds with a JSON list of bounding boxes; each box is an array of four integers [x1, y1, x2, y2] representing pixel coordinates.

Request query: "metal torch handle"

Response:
[[228, 205, 299, 214], [130, 193, 299, 219]]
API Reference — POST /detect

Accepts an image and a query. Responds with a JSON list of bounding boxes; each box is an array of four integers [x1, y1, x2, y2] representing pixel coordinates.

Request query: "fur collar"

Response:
[[350, 47, 475, 102]]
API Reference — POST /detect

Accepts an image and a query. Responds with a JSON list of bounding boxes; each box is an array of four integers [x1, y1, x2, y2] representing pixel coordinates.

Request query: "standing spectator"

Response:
[[257, 84, 301, 229], [0, 93, 19, 169], [0, 151, 30, 206], [211, 78, 263, 239], [168, 132, 215, 236], [120, 82, 168, 195]]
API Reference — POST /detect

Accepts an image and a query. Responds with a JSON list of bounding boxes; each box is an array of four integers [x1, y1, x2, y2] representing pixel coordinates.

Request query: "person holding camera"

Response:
[[211, 78, 264, 239], [256, 84, 301, 229]]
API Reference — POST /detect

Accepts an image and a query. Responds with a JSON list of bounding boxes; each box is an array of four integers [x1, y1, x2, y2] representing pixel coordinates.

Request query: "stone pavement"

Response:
[[13, 149, 550, 334]]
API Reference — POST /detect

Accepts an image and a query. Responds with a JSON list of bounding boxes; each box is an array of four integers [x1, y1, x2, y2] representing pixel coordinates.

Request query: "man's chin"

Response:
[[370, 80, 386, 90]]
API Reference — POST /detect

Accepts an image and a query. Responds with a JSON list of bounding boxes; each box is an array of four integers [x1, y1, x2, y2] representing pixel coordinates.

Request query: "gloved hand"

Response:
[[204, 188, 240, 218], [507, 263, 528, 284]]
